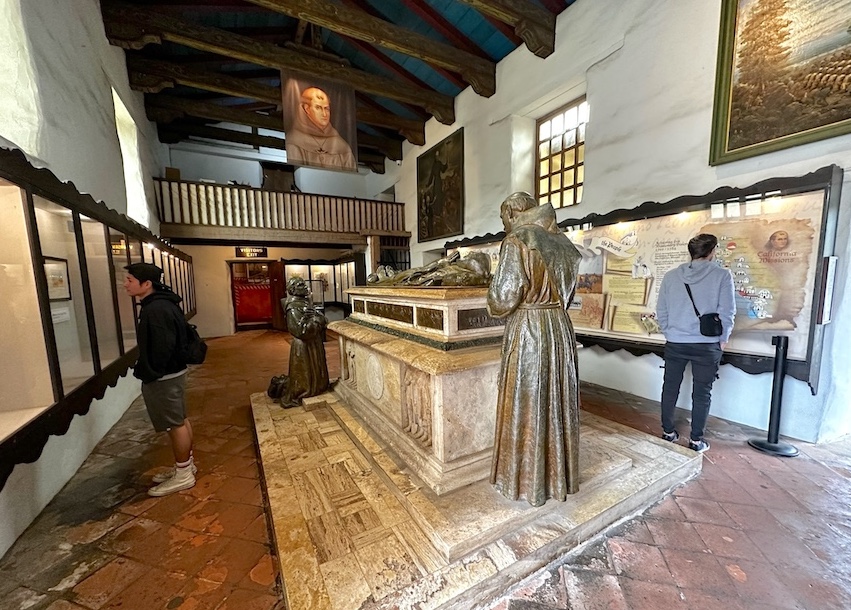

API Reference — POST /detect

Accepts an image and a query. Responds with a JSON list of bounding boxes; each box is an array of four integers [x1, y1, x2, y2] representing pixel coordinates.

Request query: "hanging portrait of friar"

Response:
[[281, 73, 358, 172]]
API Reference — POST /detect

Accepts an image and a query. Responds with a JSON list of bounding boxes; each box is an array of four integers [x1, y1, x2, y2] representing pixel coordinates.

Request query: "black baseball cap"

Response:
[[125, 262, 163, 285]]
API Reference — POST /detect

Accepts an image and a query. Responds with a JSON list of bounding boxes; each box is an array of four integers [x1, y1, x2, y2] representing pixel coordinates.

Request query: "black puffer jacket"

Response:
[[134, 287, 188, 383]]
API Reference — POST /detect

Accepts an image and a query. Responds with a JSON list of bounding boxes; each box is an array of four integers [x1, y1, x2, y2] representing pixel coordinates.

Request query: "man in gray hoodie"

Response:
[[656, 234, 736, 453]]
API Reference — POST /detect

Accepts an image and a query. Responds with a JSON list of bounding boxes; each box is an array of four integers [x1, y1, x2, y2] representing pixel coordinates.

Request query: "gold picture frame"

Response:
[[709, 0, 851, 165]]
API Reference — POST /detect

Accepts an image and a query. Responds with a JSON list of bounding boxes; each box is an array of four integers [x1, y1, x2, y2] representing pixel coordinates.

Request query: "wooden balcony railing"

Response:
[[154, 178, 407, 237]]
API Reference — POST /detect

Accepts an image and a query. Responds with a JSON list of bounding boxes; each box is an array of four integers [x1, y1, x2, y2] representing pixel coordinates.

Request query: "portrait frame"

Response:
[[417, 128, 465, 243], [709, 0, 851, 165], [44, 257, 71, 301]]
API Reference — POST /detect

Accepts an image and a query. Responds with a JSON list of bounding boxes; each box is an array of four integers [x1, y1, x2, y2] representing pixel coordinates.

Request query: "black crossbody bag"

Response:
[[684, 284, 722, 337]]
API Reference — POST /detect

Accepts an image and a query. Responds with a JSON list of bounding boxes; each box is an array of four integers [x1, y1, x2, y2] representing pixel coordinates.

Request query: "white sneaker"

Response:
[[152, 461, 198, 484], [148, 467, 196, 497]]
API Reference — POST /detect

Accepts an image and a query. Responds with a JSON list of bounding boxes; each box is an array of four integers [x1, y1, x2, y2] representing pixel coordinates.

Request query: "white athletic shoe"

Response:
[[148, 466, 196, 497]]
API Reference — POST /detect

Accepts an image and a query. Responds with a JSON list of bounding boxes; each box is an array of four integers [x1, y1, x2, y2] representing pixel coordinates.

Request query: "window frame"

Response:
[[535, 96, 588, 209]]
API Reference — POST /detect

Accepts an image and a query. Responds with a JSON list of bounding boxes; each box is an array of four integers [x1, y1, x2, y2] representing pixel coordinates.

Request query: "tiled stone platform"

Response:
[[251, 390, 702, 609]]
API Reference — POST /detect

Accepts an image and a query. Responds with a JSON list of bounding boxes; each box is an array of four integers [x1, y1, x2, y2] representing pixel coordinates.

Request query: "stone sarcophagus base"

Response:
[[330, 291, 503, 495]]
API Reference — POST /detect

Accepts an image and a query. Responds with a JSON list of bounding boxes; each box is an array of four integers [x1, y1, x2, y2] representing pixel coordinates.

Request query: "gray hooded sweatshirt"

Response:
[[656, 260, 736, 343]]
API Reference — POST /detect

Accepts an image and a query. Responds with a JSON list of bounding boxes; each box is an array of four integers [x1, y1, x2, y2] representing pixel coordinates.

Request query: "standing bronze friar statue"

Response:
[[272, 277, 330, 408], [487, 192, 582, 506]]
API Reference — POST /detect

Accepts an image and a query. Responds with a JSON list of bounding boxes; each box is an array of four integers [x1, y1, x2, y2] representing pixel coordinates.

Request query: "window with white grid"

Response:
[[536, 98, 588, 209]]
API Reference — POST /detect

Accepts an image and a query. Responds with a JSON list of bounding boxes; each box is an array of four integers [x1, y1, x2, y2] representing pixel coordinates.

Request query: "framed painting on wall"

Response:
[[417, 128, 464, 243], [710, 0, 851, 165], [44, 257, 71, 301]]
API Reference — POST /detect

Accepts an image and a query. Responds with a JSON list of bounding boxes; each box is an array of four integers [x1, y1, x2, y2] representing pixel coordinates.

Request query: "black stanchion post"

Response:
[[748, 335, 799, 457]]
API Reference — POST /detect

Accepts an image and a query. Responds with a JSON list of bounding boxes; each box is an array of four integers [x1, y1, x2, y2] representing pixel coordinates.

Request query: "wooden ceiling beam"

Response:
[[102, 2, 455, 123], [457, 0, 556, 58], [539, 0, 567, 14], [148, 94, 402, 160], [109, 0, 266, 12], [159, 122, 287, 149], [242, 0, 495, 97], [146, 94, 282, 130], [401, 0, 491, 60], [355, 133, 402, 162], [158, 121, 386, 171], [357, 150, 387, 174], [355, 105, 424, 146], [340, 0, 468, 92], [338, 39, 443, 118], [128, 56, 282, 105]]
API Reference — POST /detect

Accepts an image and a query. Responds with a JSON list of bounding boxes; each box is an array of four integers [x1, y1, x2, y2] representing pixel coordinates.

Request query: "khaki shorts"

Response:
[[141, 374, 187, 432]]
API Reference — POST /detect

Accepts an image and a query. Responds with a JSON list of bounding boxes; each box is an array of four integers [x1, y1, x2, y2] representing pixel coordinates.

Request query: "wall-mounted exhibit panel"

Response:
[[446, 167, 842, 394], [561, 166, 842, 394]]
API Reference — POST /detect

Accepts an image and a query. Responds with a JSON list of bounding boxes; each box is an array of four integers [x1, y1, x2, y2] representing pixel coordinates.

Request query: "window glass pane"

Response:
[[577, 165, 585, 184], [183, 263, 191, 313], [578, 144, 585, 163], [564, 188, 575, 207], [539, 178, 549, 196], [578, 123, 586, 143], [551, 114, 564, 137], [539, 159, 549, 176], [111, 229, 137, 350], [564, 150, 575, 168], [550, 191, 562, 208], [578, 100, 590, 124], [151, 246, 163, 270], [0, 181, 53, 419], [176, 259, 186, 303], [186, 263, 196, 311], [538, 141, 549, 158], [564, 106, 578, 130], [34, 196, 94, 393], [551, 172, 562, 192], [285, 264, 309, 282], [551, 136, 563, 154], [160, 252, 172, 289], [81, 218, 120, 368], [551, 154, 563, 172], [563, 168, 575, 187], [128, 238, 143, 264], [565, 129, 577, 148], [576, 185, 584, 204], [538, 120, 551, 142]]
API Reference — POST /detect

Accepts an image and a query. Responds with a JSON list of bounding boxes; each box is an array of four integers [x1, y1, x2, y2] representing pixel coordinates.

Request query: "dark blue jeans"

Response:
[[660, 342, 722, 442]]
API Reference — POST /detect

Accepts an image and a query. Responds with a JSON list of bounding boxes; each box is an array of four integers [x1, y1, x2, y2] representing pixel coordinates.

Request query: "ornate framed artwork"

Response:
[[44, 257, 71, 301], [709, 0, 851, 165], [417, 128, 464, 243]]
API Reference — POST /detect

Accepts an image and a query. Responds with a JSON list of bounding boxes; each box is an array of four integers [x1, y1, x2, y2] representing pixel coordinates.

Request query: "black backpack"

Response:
[[181, 321, 208, 365]]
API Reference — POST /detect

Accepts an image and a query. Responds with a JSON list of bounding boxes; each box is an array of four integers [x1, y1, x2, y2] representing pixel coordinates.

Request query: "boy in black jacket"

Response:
[[124, 263, 196, 496]]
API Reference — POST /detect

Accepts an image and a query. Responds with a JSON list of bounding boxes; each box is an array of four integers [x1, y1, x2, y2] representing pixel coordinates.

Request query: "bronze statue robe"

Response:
[[281, 295, 329, 407], [487, 204, 582, 506]]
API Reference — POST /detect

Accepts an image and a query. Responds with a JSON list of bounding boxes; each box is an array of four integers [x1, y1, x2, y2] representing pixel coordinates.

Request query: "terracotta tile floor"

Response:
[[1, 330, 850, 610]]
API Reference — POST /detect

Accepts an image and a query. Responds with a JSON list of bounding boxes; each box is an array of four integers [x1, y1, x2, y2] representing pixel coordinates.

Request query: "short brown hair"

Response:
[[687, 234, 718, 260]]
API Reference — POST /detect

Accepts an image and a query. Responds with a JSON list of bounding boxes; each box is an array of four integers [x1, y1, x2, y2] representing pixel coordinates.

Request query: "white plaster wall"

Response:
[[385, 0, 851, 443], [181, 245, 352, 338], [169, 146, 265, 187], [295, 166, 371, 198], [0, 0, 167, 225]]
